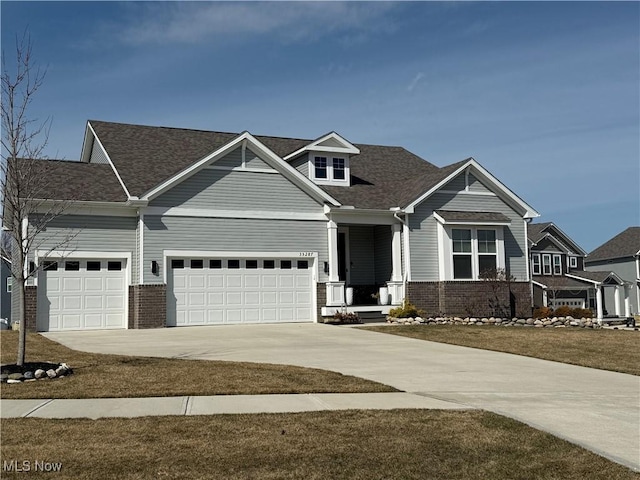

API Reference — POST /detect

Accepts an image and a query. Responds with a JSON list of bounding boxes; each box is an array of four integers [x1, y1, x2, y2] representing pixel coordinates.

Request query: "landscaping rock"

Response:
[[8, 373, 23, 381], [46, 369, 57, 378], [0, 373, 8, 382], [34, 369, 45, 379], [7, 379, 21, 384], [23, 371, 34, 379]]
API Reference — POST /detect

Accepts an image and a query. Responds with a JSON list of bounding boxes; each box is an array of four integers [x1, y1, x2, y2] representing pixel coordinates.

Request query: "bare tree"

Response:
[[1, 33, 76, 366]]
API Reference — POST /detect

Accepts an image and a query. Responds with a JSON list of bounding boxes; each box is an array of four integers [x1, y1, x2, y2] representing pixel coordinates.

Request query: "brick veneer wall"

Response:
[[316, 283, 326, 321], [129, 284, 166, 329], [24, 285, 38, 332], [407, 281, 532, 318]]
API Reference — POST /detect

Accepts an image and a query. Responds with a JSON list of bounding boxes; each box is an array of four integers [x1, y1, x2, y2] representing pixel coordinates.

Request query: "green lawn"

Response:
[[2, 410, 637, 479], [360, 325, 640, 375]]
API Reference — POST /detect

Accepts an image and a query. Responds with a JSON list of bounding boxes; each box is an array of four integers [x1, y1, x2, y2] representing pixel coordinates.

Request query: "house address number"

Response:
[[299, 252, 314, 257]]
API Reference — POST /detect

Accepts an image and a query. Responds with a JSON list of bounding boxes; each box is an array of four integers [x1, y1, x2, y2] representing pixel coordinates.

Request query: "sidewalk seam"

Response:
[[21, 399, 53, 418], [182, 396, 192, 415]]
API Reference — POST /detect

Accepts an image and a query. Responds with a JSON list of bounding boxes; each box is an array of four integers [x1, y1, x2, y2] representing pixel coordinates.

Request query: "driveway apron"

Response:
[[44, 323, 640, 471]]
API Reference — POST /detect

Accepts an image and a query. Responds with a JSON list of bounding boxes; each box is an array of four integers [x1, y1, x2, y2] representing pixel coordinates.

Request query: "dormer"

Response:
[[284, 132, 359, 187]]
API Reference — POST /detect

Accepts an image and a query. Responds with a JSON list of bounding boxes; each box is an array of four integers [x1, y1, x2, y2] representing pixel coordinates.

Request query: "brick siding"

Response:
[[129, 284, 166, 329], [24, 285, 37, 332], [407, 281, 532, 318], [316, 283, 326, 321]]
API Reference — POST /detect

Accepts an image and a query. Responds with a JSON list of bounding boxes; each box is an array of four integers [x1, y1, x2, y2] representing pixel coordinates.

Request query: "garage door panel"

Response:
[[37, 257, 127, 332], [168, 256, 314, 327]]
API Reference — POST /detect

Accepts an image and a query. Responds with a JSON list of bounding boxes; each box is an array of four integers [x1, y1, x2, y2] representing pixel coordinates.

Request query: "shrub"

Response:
[[389, 299, 424, 319], [332, 312, 361, 324], [571, 308, 593, 318], [533, 306, 553, 319], [553, 305, 573, 317]]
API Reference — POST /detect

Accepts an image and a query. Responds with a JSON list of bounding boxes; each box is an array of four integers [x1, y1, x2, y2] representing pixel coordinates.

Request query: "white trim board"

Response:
[[144, 206, 327, 221]]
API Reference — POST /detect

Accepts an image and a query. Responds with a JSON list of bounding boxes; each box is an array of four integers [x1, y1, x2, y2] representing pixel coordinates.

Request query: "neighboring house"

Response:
[[1, 256, 11, 322], [9, 120, 539, 332], [528, 222, 630, 319], [585, 227, 640, 317]]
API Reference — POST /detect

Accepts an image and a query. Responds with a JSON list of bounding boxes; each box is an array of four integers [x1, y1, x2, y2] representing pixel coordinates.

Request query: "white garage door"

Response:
[[167, 257, 314, 326], [36, 258, 127, 331]]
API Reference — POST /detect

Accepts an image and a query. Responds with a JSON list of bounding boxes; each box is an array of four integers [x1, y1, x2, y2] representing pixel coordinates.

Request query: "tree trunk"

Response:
[[16, 276, 26, 366]]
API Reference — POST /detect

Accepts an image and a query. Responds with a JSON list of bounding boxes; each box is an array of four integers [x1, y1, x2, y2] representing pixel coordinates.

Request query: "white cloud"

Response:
[[406, 72, 425, 92], [114, 2, 400, 46]]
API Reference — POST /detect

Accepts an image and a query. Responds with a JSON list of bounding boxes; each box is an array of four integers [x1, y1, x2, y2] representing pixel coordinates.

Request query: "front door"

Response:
[[337, 228, 350, 284]]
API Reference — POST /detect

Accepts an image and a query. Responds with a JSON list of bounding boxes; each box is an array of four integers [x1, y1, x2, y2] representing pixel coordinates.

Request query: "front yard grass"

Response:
[[2, 410, 637, 479], [361, 325, 640, 376], [0, 331, 396, 399]]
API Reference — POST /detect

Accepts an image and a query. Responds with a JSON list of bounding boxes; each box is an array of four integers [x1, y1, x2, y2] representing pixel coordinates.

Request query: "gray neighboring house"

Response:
[[10, 120, 540, 332], [1, 256, 11, 322], [585, 227, 640, 316], [528, 222, 629, 319]]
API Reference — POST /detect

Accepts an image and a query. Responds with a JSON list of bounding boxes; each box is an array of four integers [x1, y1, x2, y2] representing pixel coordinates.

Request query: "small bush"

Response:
[[553, 305, 573, 317], [533, 306, 553, 319], [571, 307, 593, 318], [389, 299, 424, 319], [332, 312, 361, 324]]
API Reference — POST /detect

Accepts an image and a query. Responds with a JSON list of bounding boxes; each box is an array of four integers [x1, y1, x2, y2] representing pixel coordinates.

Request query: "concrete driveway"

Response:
[[45, 323, 640, 471]]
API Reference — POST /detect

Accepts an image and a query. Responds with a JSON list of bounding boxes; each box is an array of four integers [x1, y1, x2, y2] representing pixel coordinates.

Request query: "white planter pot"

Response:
[[379, 287, 389, 305], [346, 287, 354, 306]]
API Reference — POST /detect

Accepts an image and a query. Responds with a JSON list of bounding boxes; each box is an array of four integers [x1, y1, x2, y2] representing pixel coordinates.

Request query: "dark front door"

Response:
[[338, 232, 346, 282]]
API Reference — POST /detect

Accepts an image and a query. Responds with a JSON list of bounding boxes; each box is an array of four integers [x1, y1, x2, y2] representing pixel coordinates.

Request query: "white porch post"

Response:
[[325, 220, 345, 306], [614, 285, 622, 317], [391, 224, 402, 282], [624, 284, 631, 317], [596, 285, 603, 322], [327, 220, 339, 282], [387, 223, 404, 305], [542, 289, 548, 308]]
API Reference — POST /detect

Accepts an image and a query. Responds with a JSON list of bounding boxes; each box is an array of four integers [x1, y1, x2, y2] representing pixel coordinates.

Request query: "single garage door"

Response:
[[36, 258, 127, 331], [167, 256, 314, 326]]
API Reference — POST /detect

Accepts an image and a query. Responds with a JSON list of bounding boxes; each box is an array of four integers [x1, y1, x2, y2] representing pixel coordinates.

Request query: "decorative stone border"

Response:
[[0, 362, 73, 384], [386, 316, 611, 328]]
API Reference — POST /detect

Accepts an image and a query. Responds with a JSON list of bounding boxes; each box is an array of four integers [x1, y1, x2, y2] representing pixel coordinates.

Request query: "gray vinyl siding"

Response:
[[585, 258, 638, 314], [29, 214, 137, 282], [213, 147, 271, 170], [443, 173, 493, 195], [245, 147, 270, 169], [374, 225, 392, 284], [150, 167, 322, 212], [1, 261, 11, 320], [89, 141, 109, 164], [348, 226, 375, 285], [290, 156, 309, 177], [143, 216, 328, 284], [409, 192, 528, 281]]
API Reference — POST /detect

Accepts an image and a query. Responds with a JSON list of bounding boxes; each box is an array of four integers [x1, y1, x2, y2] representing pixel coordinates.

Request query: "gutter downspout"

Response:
[[393, 209, 410, 302]]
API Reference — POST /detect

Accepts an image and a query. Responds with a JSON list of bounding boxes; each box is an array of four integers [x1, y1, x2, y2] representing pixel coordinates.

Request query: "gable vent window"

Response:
[[314, 157, 327, 179]]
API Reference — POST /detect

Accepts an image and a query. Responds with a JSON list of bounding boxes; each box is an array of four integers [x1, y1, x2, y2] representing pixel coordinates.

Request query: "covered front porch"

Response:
[[534, 271, 632, 321], [321, 209, 407, 317]]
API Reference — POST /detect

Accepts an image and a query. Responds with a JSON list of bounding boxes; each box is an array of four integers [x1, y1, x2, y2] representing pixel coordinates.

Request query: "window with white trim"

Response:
[[569, 256, 577, 269], [532, 254, 541, 275], [6, 277, 11, 293], [449, 227, 502, 280], [310, 154, 350, 185], [542, 254, 552, 275], [553, 254, 562, 275]]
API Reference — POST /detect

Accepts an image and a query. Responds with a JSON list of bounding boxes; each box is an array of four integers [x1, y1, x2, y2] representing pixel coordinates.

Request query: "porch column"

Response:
[[391, 223, 402, 282], [325, 220, 345, 307], [614, 286, 622, 317], [624, 284, 631, 317], [595, 285, 603, 322], [542, 288, 548, 308], [327, 220, 339, 282]]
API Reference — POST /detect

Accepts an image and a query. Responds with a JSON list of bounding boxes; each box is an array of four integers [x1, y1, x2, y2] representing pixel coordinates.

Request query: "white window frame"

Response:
[[553, 254, 562, 275], [309, 153, 350, 185], [531, 253, 541, 275], [569, 256, 577, 269], [444, 226, 504, 280], [6, 277, 11, 293], [542, 254, 552, 275]]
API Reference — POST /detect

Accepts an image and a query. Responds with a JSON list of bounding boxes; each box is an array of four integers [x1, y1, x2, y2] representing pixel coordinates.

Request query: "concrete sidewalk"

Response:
[[1, 392, 470, 419]]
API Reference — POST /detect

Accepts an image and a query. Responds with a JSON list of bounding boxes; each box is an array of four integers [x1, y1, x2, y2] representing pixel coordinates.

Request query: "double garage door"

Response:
[[37, 258, 127, 332], [167, 256, 315, 326]]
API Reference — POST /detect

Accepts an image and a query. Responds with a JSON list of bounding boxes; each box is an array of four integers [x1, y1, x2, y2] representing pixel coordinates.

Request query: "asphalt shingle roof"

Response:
[[527, 222, 552, 244], [13, 158, 127, 202], [587, 227, 640, 261], [89, 120, 466, 209], [435, 210, 511, 223]]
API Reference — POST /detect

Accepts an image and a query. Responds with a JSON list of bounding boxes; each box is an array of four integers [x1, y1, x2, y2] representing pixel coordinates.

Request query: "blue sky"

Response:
[[2, 1, 638, 252]]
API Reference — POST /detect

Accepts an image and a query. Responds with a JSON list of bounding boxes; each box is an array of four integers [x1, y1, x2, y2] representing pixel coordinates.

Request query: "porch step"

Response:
[[357, 311, 387, 323]]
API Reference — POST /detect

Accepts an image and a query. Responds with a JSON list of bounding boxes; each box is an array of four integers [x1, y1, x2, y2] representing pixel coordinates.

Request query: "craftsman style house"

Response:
[[11, 120, 540, 332], [528, 222, 632, 319]]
